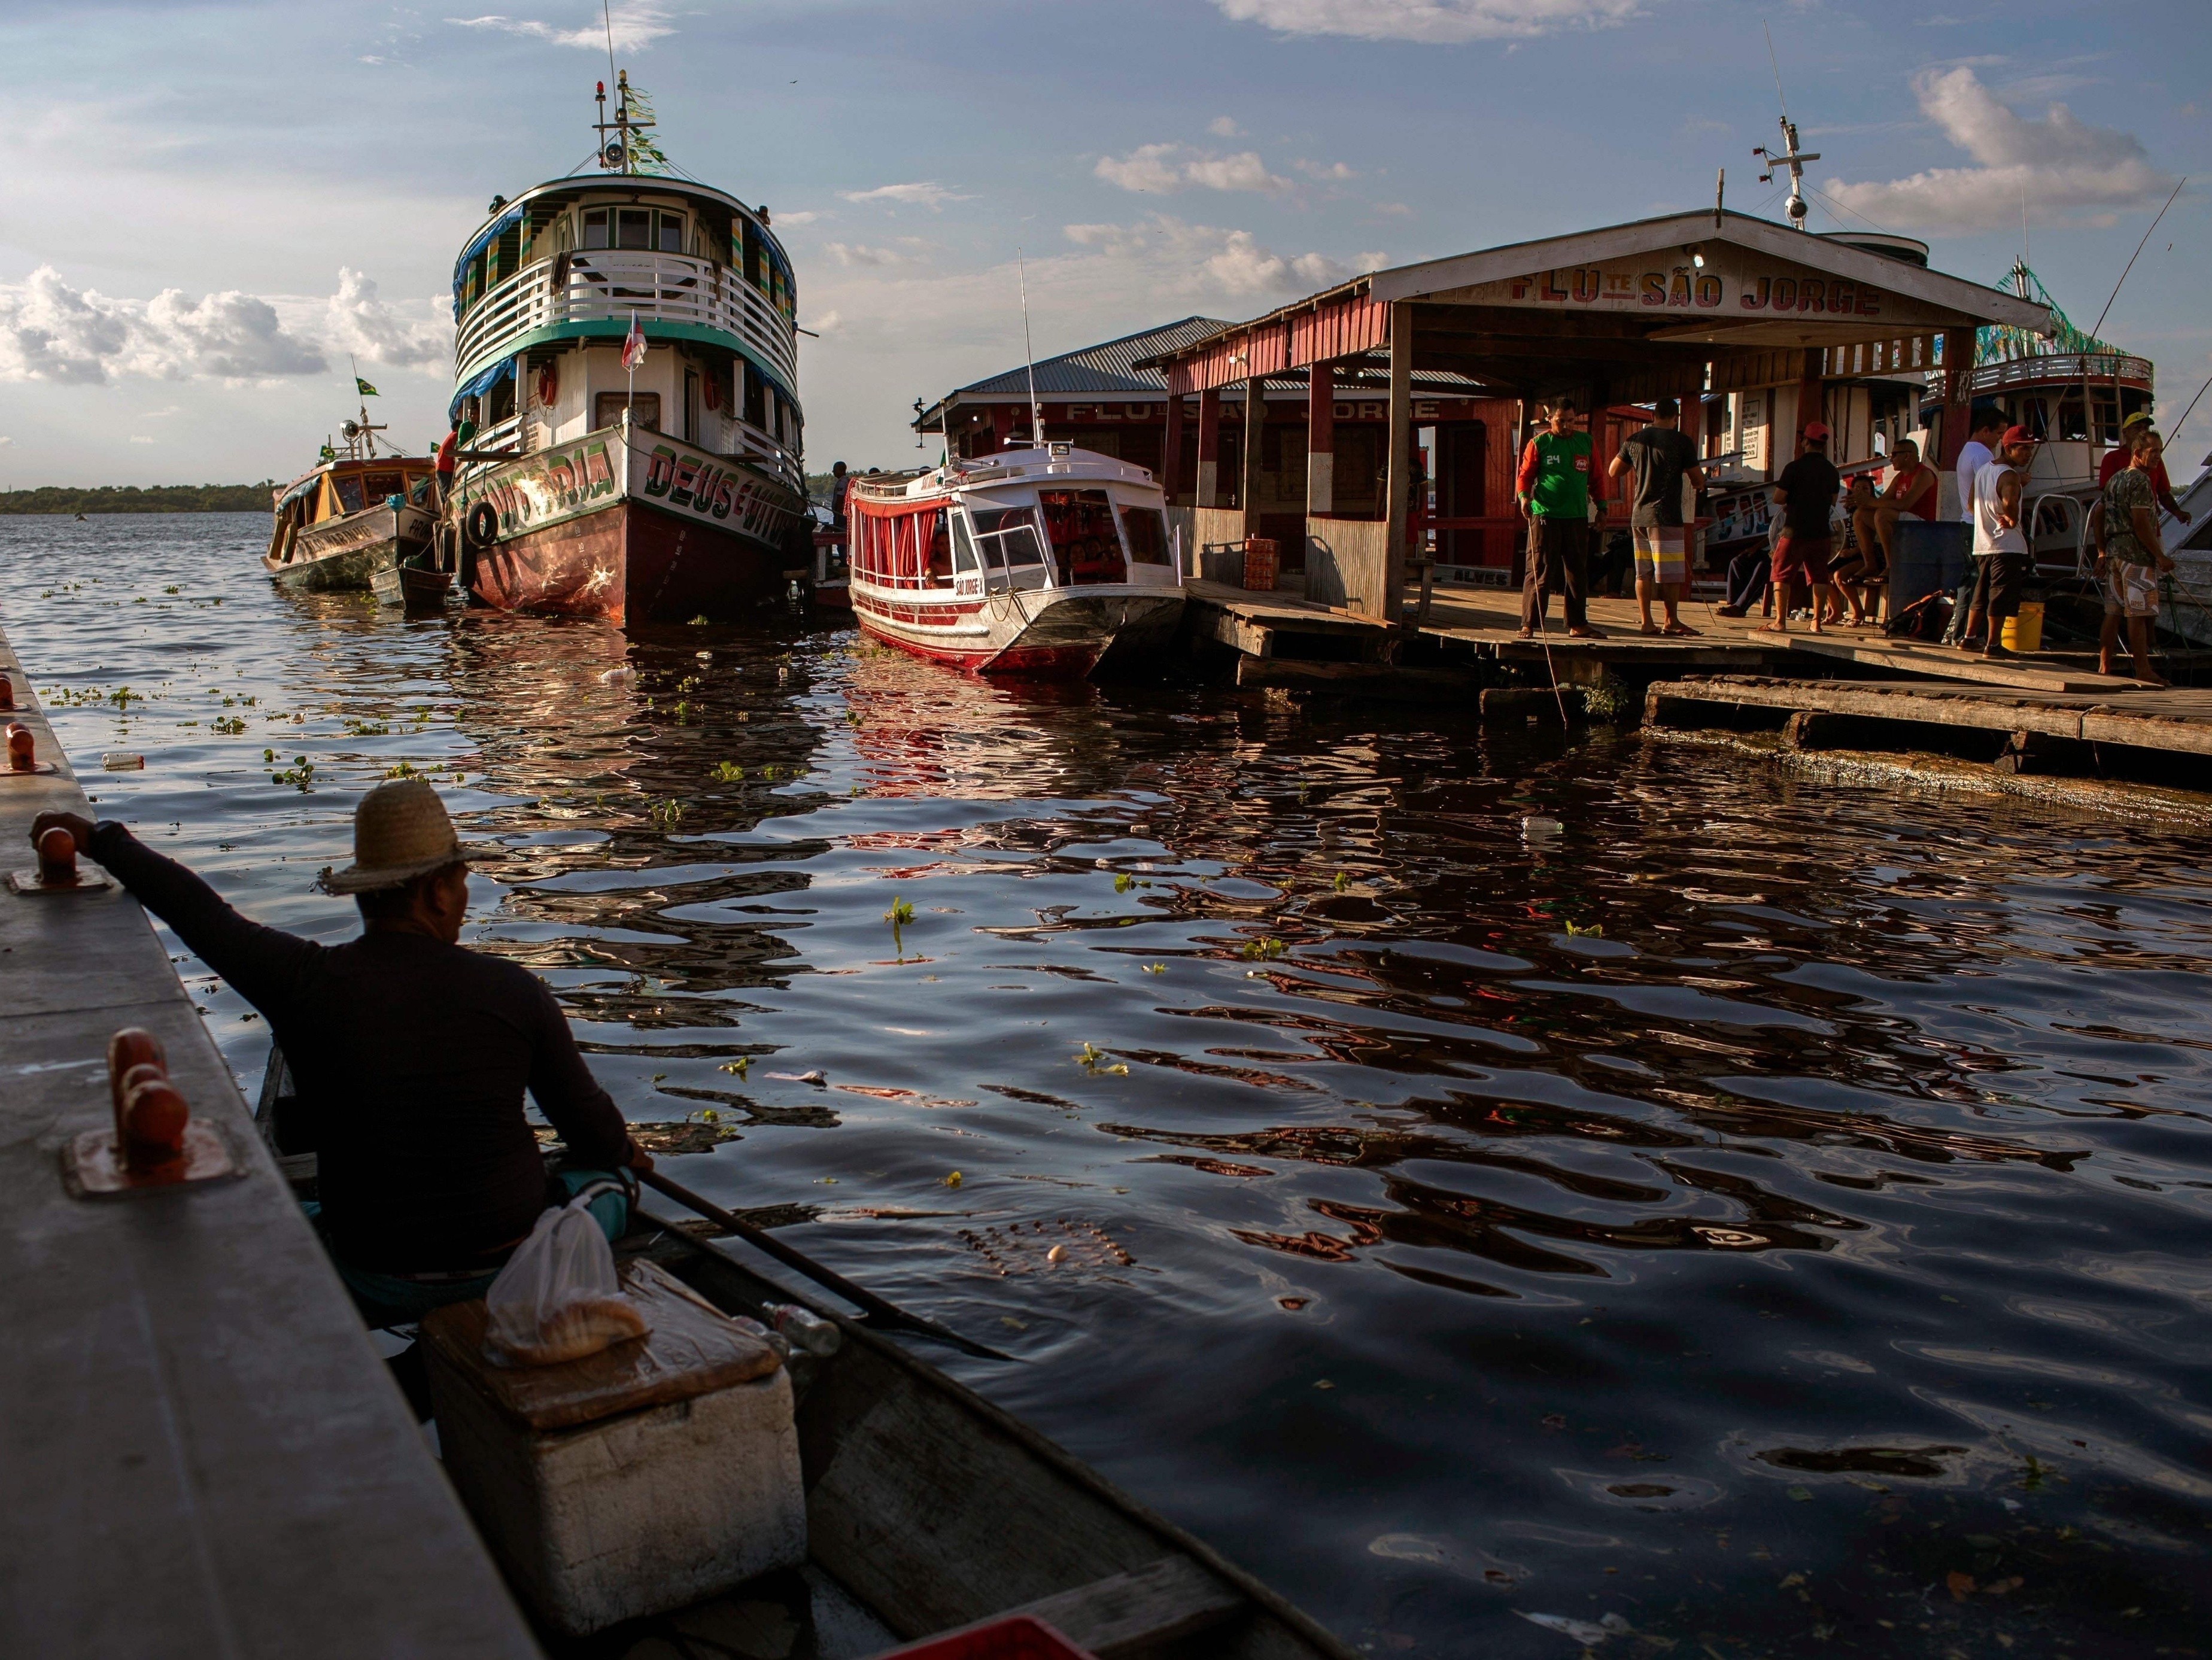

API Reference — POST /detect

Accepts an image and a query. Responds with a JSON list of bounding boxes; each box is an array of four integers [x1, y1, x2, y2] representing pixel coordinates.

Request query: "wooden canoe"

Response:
[[253, 1052, 1353, 1660]]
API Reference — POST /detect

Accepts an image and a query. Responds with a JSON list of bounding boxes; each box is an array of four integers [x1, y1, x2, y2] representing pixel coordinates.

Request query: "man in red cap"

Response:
[[1961, 425, 2039, 658], [1762, 421, 1841, 635]]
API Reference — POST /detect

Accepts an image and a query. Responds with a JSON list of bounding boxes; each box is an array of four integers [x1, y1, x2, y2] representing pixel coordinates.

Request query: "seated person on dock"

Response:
[[1840, 440, 1937, 623], [29, 780, 652, 1331]]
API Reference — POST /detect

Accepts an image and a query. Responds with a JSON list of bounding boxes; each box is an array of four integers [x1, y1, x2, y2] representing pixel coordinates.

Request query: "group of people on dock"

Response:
[[1520, 393, 2189, 680], [1514, 394, 1705, 641]]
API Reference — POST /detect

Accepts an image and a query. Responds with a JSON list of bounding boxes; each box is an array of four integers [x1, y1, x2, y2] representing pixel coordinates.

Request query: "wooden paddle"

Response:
[[635, 1168, 1012, 1362]]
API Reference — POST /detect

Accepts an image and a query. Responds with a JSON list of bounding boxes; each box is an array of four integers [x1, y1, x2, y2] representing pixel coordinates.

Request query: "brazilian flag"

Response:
[[319, 443, 337, 461], [356, 376, 379, 397]]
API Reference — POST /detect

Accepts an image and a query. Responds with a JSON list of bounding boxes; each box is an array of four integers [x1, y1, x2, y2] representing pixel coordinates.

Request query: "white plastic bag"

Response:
[[482, 1196, 651, 1367]]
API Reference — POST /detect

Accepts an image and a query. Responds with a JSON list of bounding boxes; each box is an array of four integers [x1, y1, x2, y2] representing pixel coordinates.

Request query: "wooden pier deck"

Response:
[[0, 627, 539, 1658], [1184, 578, 2175, 698]]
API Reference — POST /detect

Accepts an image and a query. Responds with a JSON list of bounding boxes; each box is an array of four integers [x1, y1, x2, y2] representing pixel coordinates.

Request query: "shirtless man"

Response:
[[1842, 439, 1938, 624]]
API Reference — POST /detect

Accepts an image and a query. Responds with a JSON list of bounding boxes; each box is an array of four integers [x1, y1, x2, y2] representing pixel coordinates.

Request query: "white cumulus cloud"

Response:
[[1827, 67, 2176, 230], [1208, 115, 1248, 137], [1295, 159, 1358, 180], [446, 2, 672, 51], [1064, 215, 1381, 298], [324, 268, 451, 369], [838, 181, 971, 211], [1095, 144, 1291, 196], [1216, 0, 1643, 42], [0, 266, 328, 385]]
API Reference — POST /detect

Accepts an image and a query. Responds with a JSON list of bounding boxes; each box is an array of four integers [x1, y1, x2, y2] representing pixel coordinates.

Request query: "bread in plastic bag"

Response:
[[482, 1194, 651, 1367]]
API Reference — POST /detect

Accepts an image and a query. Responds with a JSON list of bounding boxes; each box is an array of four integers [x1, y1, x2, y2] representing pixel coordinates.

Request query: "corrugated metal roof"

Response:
[[947, 316, 1234, 398]]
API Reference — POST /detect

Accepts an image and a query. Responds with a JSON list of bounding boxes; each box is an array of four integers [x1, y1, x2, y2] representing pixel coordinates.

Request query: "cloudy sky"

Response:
[[4, 0, 2207, 487]]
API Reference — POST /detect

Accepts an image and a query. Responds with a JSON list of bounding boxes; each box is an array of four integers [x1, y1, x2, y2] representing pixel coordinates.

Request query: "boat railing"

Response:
[[454, 251, 799, 396], [973, 524, 1052, 592], [1966, 353, 2153, 394]]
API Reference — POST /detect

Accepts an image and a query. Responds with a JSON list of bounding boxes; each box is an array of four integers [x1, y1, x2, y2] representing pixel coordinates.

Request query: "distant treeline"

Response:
[[0, 483, 276, 516]]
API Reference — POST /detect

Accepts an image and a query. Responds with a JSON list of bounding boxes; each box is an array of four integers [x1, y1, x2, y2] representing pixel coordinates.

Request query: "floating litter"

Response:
[[101, 753, 145, 771], [696, 650, 712, 661], [598, 666, 637, 687], [1521, 816, 1563, 839]]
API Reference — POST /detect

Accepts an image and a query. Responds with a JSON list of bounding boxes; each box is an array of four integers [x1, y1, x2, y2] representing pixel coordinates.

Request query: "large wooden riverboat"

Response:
[[254, 1052, 1352, 1658], [847, 443, 1186, 676], [263, 408, 437, 595], [446, 75, 811, 627]]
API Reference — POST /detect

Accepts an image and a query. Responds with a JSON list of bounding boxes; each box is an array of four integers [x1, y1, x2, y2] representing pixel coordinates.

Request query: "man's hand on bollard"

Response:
[[31, 810, 94, 855]]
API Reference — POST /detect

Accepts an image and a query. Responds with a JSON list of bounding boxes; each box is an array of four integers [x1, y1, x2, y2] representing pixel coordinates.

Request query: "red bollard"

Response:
[[5, 723, 32, 773], [122, 1077, 192, 1170], [107, 1029, 168, 1144], [35, 826, 77, 886], [0, 671, 15, 710]]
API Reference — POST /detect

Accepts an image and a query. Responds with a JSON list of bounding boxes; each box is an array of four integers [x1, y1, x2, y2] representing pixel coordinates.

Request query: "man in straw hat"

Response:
[[32, 780, 653, 1339]]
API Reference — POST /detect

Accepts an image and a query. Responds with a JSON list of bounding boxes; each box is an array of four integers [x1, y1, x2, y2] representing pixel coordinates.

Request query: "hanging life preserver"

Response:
[[536, 361, 559, 407], [464, 501, 500, 550]]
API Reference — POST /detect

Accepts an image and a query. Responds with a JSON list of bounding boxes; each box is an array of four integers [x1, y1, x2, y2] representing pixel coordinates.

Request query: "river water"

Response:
[[6, 513, 2210, 1657]]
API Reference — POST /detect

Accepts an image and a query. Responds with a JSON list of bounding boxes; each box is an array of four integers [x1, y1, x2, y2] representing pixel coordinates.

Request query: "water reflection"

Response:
[[5, 516, 2211, 1657]]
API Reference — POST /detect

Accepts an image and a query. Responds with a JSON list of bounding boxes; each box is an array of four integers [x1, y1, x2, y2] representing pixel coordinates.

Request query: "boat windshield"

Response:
[[1119, 504, 1172, 567], [968, 507, 1049, 589], [1038, 490, 1125, 586], [333, 475, 366, 515]]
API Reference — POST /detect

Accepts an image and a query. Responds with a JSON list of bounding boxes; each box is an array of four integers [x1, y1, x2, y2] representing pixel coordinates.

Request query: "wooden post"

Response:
[[1162, 391, 1185, 503], [990, 403, 1012, 454], [1794, 366, 1824, 458], [1242, 375, 1266, 527], [1382, 301, 1414, 624], [1197, 388, 1222, 508], [1306, 361, 1334, 516], [1937, 327, 1975, 473]]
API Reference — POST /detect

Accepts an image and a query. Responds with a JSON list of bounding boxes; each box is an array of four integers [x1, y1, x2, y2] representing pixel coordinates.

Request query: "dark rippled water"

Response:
[[7, 513, 2211, 1657]]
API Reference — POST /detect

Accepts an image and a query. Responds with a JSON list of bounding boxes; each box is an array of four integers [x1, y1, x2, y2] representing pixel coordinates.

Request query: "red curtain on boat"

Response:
[[858, 503, 941, 589]]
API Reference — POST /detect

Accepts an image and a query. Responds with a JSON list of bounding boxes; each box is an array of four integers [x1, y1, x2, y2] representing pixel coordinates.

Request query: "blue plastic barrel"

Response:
[[1890, 520, 1970, 610]]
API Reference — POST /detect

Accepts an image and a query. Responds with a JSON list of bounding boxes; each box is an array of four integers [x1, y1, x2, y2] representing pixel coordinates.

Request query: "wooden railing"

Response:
[[455, 250, 799, 395]]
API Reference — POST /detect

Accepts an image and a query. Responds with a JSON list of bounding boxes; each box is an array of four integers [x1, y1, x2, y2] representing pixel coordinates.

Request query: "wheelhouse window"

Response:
[[1119, 505, 1171, 566], [333, 475, 366, 515], [582, 209, 610, 250], [363, 472, 405, 502], [657, 212, 684, 253], [595, 391, 660, 431], [1038, 489, 1124, 585], [617, 208, 652, 250], [967, 507, 1048, 577]]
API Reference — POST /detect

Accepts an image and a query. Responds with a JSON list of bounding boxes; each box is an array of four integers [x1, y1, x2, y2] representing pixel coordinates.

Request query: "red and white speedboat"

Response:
[[846, 442, 1186, 676]]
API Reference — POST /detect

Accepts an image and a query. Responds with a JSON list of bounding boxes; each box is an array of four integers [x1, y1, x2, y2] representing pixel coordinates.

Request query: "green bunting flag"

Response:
[[319, 444, 337, 461], [356, 376, 379, 397]]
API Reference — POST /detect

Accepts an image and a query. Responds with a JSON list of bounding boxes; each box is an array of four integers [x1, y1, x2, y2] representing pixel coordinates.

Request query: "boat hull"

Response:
[[456, 423, 809, 627], [266, 501, 433, 592], [372, 563, 454, 610], [853, 582, 1185, 677]]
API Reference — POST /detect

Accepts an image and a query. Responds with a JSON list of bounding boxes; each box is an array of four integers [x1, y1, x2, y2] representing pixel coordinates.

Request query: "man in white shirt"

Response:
[[1961, 425, 2038, 659], [1945, 408, 2004, 644]]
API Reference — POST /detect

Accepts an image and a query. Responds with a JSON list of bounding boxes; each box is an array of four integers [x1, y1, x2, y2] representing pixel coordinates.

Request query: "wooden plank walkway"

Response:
[[0, 627, 540, 1658], [1645, 674, 2212, 760]]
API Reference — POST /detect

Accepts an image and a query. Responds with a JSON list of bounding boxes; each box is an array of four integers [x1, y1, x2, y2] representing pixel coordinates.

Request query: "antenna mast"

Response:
[[1752, 26, 1818, 230], [1017, 249, 1043, 443]]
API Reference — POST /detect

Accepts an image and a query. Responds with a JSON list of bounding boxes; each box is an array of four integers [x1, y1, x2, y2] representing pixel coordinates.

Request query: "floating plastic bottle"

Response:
[[765, 1302, 843, 1357], [599, 665, 637, 688], [101, 752, 145, 771]]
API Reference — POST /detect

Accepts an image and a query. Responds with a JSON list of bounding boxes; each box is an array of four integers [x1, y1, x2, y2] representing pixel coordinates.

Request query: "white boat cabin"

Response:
[[848, 446, 1180, 598]]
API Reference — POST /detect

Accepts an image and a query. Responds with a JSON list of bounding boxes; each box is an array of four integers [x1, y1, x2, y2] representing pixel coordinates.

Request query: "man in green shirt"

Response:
[[1515, 400, 1602, 637], [2095, 426, 2177, 684]]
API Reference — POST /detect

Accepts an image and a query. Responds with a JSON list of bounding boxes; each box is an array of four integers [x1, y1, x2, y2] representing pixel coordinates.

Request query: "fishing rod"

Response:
[[636, 1168, 1013, 1361]]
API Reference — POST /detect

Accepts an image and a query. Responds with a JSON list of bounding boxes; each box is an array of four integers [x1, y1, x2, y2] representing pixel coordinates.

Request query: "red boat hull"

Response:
[[468, 497, 786, 627]]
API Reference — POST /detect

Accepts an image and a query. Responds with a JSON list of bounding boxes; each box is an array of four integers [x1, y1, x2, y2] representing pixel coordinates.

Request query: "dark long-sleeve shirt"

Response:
[[92, 823, 631, 1272]]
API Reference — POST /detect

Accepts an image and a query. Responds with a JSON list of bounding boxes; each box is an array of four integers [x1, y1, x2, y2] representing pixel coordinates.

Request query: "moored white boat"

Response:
[[846, 442, 1185, 676]]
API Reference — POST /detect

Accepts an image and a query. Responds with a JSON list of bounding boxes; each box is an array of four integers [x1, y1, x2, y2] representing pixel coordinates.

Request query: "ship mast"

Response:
[[593, 71, 653, 175], [1753, 114, 1819, 232]]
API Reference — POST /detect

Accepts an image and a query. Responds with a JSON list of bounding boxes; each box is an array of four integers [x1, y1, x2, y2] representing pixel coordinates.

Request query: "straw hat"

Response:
[[323, 779, 464, 893]]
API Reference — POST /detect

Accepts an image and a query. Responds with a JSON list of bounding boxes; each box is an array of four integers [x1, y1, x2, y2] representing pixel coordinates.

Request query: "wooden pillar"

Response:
[[1381, 301, 1414, 623], [1197, 387, 1222, 507], [1162, 392, 1185, 503], [1794, 365, 1824, 458], [1242, 375, 1266, 525], [990, 403, 1012, 454], [1306, 361, 1334, 516], [1937, 327, 1975, 473]]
